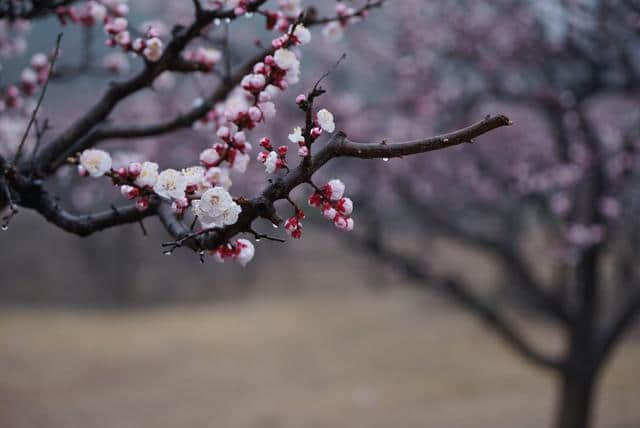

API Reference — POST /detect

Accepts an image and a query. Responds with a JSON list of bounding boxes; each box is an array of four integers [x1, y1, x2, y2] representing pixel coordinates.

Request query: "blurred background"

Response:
[[1, 1, 639, 427]]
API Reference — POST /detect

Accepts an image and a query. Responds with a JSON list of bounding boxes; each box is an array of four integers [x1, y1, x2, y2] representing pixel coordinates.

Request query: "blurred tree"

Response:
[[346, 2, 640, 428]]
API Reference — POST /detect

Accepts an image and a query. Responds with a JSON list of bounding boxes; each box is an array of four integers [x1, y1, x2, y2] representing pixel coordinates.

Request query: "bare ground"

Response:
[[0, 291, 638, 428]]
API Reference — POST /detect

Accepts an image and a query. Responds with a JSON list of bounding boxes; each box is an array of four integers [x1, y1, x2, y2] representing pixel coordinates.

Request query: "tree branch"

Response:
[[332, 115, 512, 159], [34, 0, 270, 176], [350, 230, 565, 371], [158, 115, 512, 251], [13, 178, 159, 236], [13, 33, 62, 167], [72, 49, 270, 150], [393, 180, 572, 324]]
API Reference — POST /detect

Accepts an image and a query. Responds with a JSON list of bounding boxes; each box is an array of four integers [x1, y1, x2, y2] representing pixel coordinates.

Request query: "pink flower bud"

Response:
[[250, 74, 266, 89], [253, 62, 266, 74], [334, 215, 348, 229], [128, 162, 142, 177], [260, 137, 272, 150], [323, 207, 337, 220], [233, 131, 246, 144], [31, 53, 49, 71], [336, 197, 353, 215], [311, 127, 322, 139], [136, 197, 150, 211], [248, 106, 262, 122], [285, 217, 298, 232], [120, 185, 140, 200], [217, 126, 231, 139]]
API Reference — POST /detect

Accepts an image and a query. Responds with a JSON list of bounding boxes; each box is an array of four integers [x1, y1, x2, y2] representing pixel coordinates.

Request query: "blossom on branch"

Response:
[[79, 149, 112, 177]]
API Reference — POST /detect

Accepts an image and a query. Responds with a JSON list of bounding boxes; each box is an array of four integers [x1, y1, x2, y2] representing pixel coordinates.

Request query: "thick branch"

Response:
[[75, 49, 270, 149], [35, 0, 269, 175], [11, 177, 158, 236]]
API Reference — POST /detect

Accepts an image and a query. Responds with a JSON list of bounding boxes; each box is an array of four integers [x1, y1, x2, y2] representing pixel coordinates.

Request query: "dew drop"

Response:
[[245, 12, 254, 18], [214, 18, 221, 25], [255, 237, 261, 242], [163, 250, 172, 256], [199, 250, 206, 256], [1, 224, 8, 231], [382, 157, 389, 162], [224, 17, 232, 23], [272, 223, 279, 229]]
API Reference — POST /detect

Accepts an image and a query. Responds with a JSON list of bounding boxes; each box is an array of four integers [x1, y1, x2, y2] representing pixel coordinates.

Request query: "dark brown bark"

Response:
[[554, 368, 598, 428]]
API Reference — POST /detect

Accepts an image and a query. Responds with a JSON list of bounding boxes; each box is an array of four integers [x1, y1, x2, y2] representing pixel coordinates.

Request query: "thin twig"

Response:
[[13, 33, 63, 167], [248, 229, 285, 243]]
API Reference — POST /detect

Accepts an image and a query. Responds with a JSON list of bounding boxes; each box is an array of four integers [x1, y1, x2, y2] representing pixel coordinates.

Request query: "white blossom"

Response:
[[87, 1, 107, 22], [236, 239, 255, 266], [264, 151, 279, 174], [292, 24, 311, 45], [200, 148, 221, 166], [327, 178, 345, 200], [134, 161, 159, 187], [317, 108, 335, 133], [322, 21, 344, 42], [192, 186, 241, 228], [288, 126, 305, 144], [181, 166, 206, 187], [279, 0, 303, 18], [143, 37, 163, 62], [233, 152, 250, 173], [154, 169, 187, 200], [274, 48, 298, 70], [203, 167, 232, 190], [79, 149, 112, 177], [258, 101, 276, 120]]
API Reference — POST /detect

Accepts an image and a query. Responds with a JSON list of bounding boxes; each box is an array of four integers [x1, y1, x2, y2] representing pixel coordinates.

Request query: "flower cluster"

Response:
[[55, 0, 127, 26], [213, 239, 255, 266], [257, 138, 288, 174], [287, 107, 335, 157], [192, 187, 242, 228], [1, 53, 51, 112], [69, 4, 357, 266], [308, 179, 355, 231], [54, 1, 165, 62], [263, 0, 303, 32], [183, 47, 222, 72], [0, 19, 30, 58], [201, 0, 258, 16], [322, 3, 367, 43], [200, 126, 252, 173], [284, 207, 305, 239], [106, 18, 164, 62]]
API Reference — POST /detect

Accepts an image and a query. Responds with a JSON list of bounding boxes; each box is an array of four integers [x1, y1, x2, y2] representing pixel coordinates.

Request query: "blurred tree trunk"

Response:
[[555, 367, 598, 428]]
